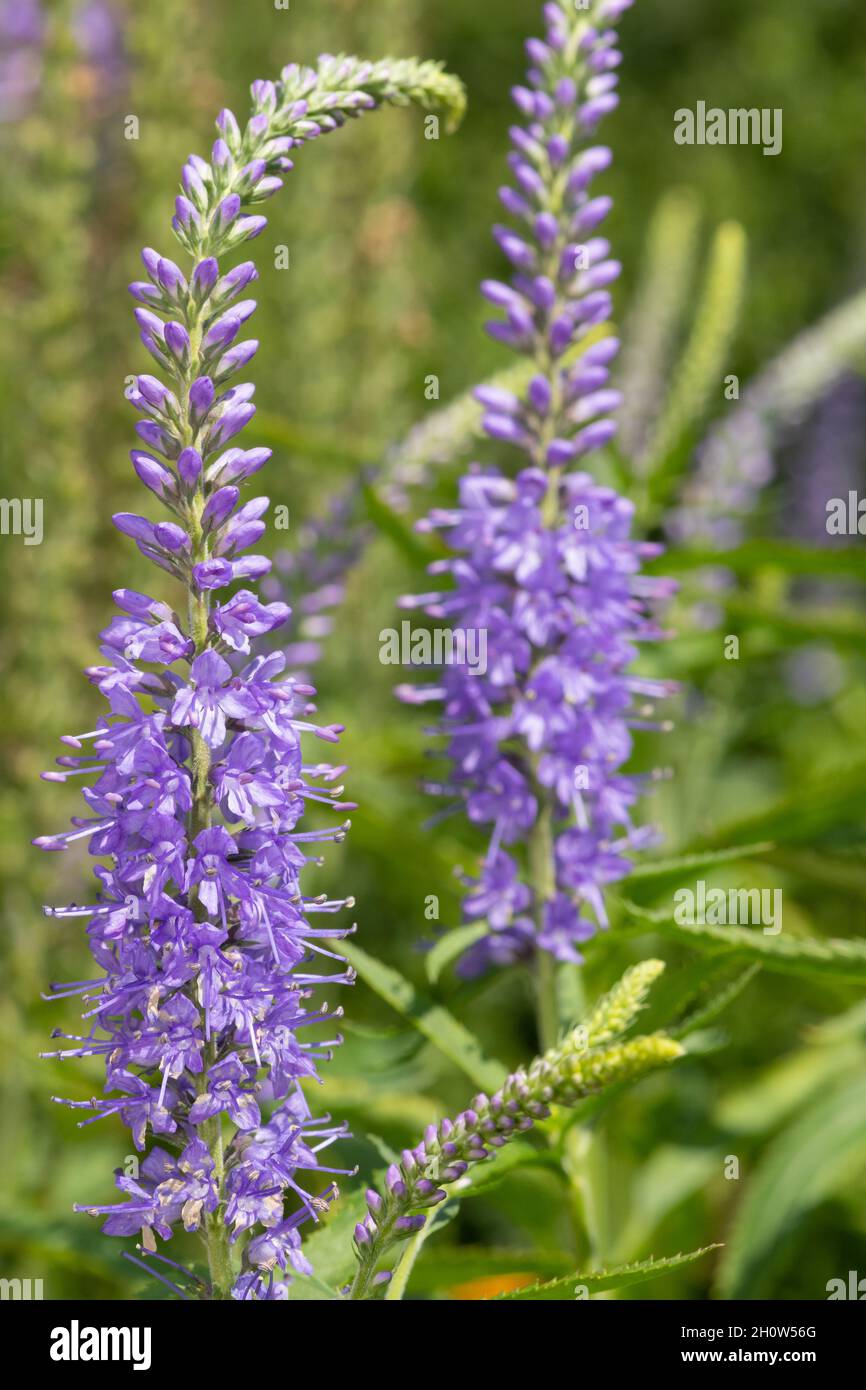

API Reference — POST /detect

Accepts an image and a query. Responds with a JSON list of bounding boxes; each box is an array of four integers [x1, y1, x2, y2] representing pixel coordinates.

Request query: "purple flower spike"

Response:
[[31, 43, 469, 1303], [399, 0, 672, 975]]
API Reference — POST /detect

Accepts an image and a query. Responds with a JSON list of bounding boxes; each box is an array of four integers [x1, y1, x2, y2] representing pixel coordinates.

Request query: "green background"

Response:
[[1, 0, 866, 1301]]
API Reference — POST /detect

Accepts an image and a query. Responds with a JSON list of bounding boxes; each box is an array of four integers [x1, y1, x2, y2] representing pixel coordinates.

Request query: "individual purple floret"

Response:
[[36, 53, 464, 1300], [781, 376, 866, 548], [399, 0, 673, 979]]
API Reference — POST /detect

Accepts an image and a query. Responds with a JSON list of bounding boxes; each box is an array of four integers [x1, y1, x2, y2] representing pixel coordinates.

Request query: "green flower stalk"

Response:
[[38, 46, 465, 1303], [583, 957, 666, 1045], [348, 961, 681, 1299]]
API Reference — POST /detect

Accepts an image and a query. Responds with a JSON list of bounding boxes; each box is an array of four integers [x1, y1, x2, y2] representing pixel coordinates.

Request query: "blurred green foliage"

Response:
[[2, 0, 866, 1301]]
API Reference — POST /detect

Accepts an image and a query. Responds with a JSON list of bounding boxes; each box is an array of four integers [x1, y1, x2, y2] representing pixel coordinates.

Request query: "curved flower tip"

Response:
[[32, 40, 466, 1301]]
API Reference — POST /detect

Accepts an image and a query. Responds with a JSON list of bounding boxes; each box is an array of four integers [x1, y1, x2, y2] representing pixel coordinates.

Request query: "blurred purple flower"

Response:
[[400, 0, 673, 974]]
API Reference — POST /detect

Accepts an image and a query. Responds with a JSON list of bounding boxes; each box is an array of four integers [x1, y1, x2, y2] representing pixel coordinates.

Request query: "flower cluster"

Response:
[[349, 960, 682, 1298], [37, 54, 464, 1300], [399, 0, 674, 975]]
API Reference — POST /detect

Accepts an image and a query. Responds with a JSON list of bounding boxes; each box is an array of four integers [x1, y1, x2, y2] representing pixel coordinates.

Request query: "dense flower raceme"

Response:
[[36, 54, 464, 1301], [399, 0, 674, 976], [349, 960, 683, 1298]]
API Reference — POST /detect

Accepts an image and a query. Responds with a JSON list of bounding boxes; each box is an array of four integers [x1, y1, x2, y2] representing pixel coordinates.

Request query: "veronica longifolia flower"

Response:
[[36, 53, 464, 1301], [400, 0, 674, 976]]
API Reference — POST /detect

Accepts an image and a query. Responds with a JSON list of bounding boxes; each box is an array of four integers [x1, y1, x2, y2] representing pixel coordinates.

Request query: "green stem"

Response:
[[562, 1110, 607, 1270], [528, 799, 558, 1052], [175, 302, 231, 1291], [528, 801, 609, 1268], [200, 1101, 233, 1298], [349, 1210, 399, 1301], [512, 12, 616, 1270], [556, 965, 607, 1269], [535, 938, 560, 1056]]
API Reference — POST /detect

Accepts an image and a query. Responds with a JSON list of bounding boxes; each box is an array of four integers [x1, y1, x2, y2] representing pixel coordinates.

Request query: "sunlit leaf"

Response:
[[425, 924, 487, 983]]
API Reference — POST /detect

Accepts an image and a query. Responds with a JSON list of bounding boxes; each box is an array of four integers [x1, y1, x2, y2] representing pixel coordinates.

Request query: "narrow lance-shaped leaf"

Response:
[[340, 938, 508, 1093], [495, 1245, 721, 1301]]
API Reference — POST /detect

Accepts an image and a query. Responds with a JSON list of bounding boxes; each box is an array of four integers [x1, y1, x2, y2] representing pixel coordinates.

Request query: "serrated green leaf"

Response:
[[339, 939, 508, 1092], [643, 957, 752, 1035], [765, 847, 866, 898], [493, 1245, 721, 1300], [425, 925, 487, 984], [628, 843, 775, 897], [716, 1073, 866, 1299], [617, 899, 866, 981], [671, 964, 761, 1039]]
